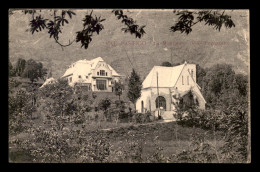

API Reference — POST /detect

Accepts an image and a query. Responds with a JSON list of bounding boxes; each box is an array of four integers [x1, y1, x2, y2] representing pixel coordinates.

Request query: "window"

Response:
[[106, 72, 107, 76], [78, 75, 81, 78], [187, 76, 189, 85], [69, 77, 72, 82], [97, 72, 99, 75], [96, 80, 107, 90], [100, 70, 105, 76], [191, 69, 194, 78], [182, 75, 184, 85], [86, 76, 88, 79]]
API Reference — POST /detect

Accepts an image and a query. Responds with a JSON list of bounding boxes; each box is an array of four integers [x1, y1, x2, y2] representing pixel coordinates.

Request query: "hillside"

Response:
[[9, 9, 249, 80]]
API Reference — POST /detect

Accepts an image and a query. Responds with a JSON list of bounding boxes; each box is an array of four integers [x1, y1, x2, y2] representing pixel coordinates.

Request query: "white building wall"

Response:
[[136, 89, 151, 113], [174, 64, 205, 109], [136, 87, 172, 113], [136, 63, 205, 113], [174, 64, 196, 92]]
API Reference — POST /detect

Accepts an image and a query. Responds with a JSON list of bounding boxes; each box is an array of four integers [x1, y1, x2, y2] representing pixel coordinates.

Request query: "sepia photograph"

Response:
[[8, 9, 250, 163]]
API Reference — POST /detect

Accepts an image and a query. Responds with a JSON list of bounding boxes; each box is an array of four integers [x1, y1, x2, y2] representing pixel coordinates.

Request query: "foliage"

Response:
[[198, 64, 248, 109], [38, 79, 74, 118], [24, 9, 76, 50], [98, 98, 112, 121], [196, 64, 207, 87], [27, 127, 72, 163], [178, 90, 199, 111], [108, 100, 126, 124], [131, 113, 151, 124], [98, 98, 112, 112], [29, 15, 48, 34], [161, 61, 173, 67], [172, 132, 217, 163], [171, 10, 235, 34], [21, 59, 47, 83], [220, 104, 249, 163], [76, 10, 105, 49], [9, 60, 16, 77], [174, 102, 249, 163], [8, 86, 35, 135], [112, 10, 146, 38], [14, 58, 26, 77], [160, 61, 183, 67], [8, 78, 21, 93], [146, 136, 169, 163], [21, 9, 145, 50], [114, 81, 123, 100], [78, 131, 111, 163], [19, 9, 235, 50], [127, 69, 142, 110]]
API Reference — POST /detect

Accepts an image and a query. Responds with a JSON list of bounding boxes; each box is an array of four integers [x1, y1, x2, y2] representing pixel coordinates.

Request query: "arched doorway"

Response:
[[155, 96, 166, 110]]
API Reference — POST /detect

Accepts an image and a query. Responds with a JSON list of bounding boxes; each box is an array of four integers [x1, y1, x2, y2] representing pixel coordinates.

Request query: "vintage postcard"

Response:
[[8, 9, 250, 163]]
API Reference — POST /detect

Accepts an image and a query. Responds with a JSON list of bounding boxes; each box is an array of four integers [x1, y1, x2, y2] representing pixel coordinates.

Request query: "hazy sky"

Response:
[[9, 9, 249, 78]]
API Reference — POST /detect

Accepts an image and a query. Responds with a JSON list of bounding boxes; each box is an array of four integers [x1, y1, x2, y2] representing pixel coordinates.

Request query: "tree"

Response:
[[197, 64, 248, 110], [15, 58, 26, 77], [127, 69, 142, 111], [111, 100, 126, 125], [9, 60, 16, 77], [98, 98, 112, 121], [161, 61, 172, 67], [114, 81, 123, 101], [14, 9, 234, 50], [196, 64, 206, 88], [22, 59, 47, 83], [234, 74, 248, 97]]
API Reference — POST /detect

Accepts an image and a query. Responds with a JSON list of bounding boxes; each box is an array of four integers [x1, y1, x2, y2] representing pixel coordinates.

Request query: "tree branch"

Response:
[[52, 10, 75, 50], [190, 10, 212, 27], [54, 38, 75, 51]]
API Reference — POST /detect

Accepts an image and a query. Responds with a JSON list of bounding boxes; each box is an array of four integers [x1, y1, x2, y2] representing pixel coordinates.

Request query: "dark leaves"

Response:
[[27, 10, 76, 44], [29, 15, 47, 34], [170, 10, 194, 35], [55, 16, 68, 26], [46, 20, 62, 40], [76, 11, 105, 49], [171, 10, 235, 34], [112, 10, 146, 39]]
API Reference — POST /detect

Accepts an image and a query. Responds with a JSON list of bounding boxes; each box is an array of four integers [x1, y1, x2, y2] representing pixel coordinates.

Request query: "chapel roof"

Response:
[[142, 64, 185, 89]]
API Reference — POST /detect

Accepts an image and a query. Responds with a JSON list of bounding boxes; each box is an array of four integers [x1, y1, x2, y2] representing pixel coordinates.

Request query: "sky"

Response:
[[9, 9, 249, 79]]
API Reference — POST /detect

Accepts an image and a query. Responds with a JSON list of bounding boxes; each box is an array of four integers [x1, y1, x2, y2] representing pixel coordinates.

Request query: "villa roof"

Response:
[[62, 57, 120, 78]]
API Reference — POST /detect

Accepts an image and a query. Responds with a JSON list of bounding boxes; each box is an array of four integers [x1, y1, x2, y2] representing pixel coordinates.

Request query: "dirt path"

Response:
[[100, 119, 174, 131]]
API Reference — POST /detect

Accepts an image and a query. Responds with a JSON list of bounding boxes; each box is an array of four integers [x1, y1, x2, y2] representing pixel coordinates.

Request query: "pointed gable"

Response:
[[142, 64, 185, 89]]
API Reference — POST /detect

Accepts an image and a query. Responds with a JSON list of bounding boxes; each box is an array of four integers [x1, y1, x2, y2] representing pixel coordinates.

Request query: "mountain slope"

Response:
[[9, 9, 249, 79]]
